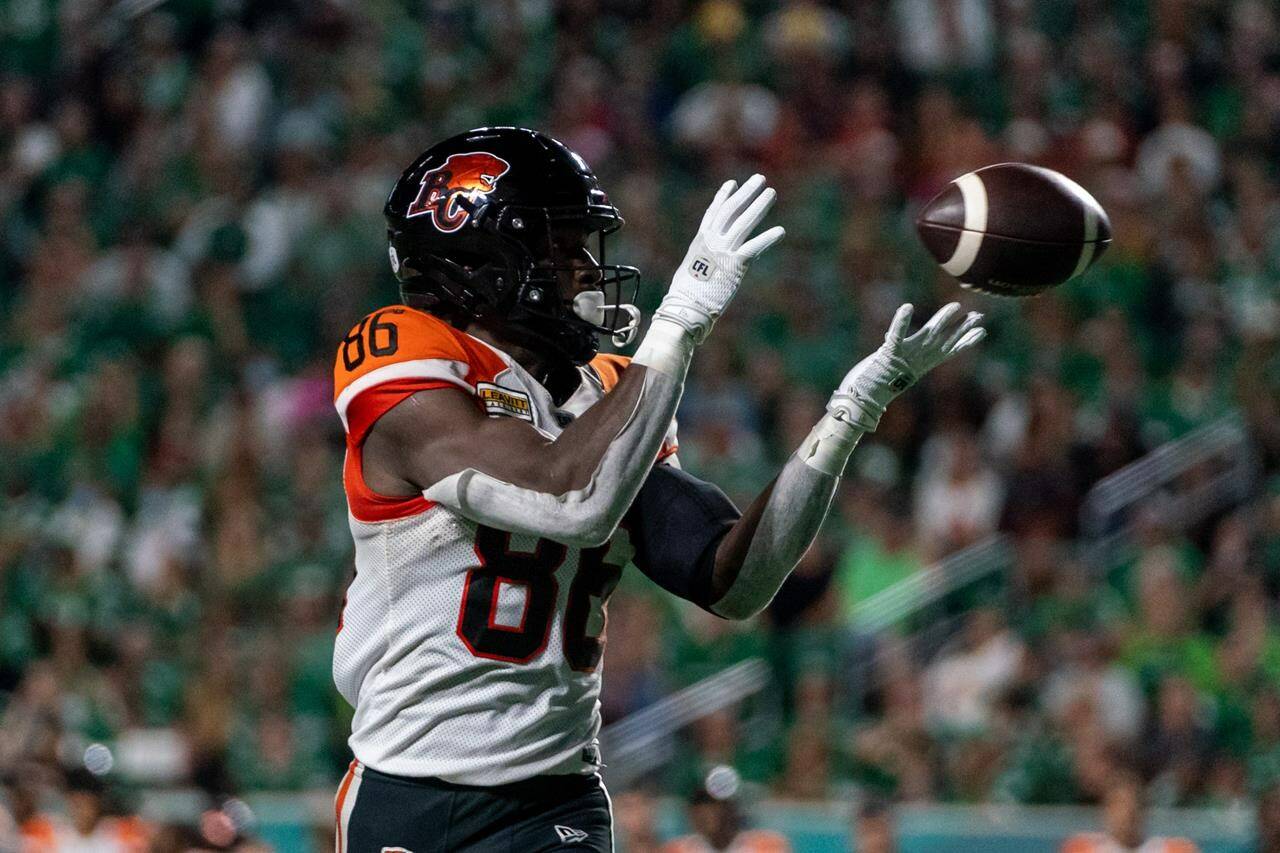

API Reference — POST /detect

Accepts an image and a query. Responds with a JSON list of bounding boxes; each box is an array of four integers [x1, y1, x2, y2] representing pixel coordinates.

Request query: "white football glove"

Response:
[[830, 302, 986, 432], [652, 174, 786, 343]]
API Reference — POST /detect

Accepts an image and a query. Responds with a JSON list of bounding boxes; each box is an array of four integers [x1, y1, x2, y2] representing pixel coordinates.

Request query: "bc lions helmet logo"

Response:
[[406, 151, 511, 233]]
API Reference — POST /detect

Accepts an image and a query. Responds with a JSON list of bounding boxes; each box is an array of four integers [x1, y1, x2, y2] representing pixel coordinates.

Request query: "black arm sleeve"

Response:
[[623, 463, 741, 609]]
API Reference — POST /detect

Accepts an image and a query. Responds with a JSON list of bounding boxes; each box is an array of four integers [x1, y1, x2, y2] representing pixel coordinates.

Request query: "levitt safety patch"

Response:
[[476, 382, 534, 421]]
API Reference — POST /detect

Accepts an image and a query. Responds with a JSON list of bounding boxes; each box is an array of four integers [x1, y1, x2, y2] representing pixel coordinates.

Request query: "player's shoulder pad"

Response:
[[335, 307, 461, 387], [588, 352, 632, 393], [333, 306, 506, 437]]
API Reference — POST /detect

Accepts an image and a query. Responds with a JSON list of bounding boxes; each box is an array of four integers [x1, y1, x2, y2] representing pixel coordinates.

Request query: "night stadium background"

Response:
[[2, 0, 1280, 850]]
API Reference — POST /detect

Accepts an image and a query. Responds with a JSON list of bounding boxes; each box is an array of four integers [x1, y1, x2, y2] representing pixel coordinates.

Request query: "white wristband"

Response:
[[795, 412, 864, 477], [632, 317, 697, 378]]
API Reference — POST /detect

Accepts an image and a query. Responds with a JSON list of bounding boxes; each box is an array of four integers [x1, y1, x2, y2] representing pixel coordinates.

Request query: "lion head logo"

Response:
[[406, 151, 511, 233]]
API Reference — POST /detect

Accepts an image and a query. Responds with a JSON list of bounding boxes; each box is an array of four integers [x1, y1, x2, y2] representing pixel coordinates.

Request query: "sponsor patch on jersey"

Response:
[[477, 383, 533, 421]]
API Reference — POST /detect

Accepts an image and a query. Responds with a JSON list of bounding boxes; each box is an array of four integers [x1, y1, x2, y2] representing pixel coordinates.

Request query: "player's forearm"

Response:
[[709, 413, 862, 619], [425, 319, 695, 547], [425, 175, 784, 546], [707, 304, 988, 618]]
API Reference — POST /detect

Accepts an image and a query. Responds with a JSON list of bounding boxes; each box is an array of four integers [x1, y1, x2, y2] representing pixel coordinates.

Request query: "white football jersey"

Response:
[[331, 306, 676, 785]]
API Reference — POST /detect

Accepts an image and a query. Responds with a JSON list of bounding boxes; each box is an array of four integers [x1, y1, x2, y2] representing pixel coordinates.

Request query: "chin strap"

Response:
[[572, 290, 641, 347]]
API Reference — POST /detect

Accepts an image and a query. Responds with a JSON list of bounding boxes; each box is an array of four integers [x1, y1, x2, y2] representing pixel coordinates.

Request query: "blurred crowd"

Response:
[[4, 0, 1280, 846]]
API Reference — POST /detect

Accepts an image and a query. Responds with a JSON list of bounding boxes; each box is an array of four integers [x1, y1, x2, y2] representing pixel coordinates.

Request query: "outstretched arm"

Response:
[[707, 302, 987, 619], [363, 177, 785, 547]]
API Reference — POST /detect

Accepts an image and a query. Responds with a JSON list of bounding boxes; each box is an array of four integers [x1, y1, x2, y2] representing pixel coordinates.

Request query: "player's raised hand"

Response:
[[828, 302, 986, 432], [652, 174, 785, 343]]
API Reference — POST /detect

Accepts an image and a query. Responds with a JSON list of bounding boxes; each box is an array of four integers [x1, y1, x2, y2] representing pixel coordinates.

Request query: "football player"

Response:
[[331, 127, 985, 851]]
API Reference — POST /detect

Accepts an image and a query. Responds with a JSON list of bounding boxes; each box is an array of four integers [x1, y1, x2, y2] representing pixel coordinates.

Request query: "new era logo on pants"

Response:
[[555, 825, 589, 843]]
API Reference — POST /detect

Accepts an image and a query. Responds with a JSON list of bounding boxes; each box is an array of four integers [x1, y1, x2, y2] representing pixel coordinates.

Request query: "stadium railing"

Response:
[[849, 534, 1015, 634], [599, 657, 773, 789], [842, 412, 1259, 706], [1079, 411, 1258, 571]]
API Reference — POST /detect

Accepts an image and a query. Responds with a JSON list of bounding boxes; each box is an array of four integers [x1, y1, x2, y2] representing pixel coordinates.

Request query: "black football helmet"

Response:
[[384, 127, 640, 366]]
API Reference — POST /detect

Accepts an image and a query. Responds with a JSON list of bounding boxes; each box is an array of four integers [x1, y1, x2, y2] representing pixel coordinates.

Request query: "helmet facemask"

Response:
[[487, 206, 641, 364], [527, 221, 641, 347]]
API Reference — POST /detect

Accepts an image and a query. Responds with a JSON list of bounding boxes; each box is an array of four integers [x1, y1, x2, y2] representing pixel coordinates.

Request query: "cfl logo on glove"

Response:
[[689, 257, 713, 280], [407, 151, 511, 233]]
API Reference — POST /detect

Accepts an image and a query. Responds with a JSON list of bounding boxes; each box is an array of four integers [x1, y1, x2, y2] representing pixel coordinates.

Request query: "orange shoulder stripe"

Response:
[[333, 307, 507, 401]]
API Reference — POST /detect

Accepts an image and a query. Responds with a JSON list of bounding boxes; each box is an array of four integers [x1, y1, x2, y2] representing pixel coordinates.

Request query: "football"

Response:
[[915, 162, 1112, 297]]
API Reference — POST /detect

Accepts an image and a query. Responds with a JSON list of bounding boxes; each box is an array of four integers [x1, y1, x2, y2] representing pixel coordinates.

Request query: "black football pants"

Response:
[[335, 761, 613, 852]]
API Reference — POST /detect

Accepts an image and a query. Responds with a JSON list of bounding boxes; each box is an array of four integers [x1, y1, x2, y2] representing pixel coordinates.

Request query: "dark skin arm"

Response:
[[365, 377, 782, 610], [361, 368, 649, 498], [708, 478, 777, 603]]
